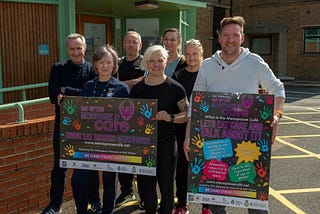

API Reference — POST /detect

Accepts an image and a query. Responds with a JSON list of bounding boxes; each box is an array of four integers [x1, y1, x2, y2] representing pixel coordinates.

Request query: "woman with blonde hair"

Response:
[[172, 39, 213, 214], [130, 45, 189, 213]]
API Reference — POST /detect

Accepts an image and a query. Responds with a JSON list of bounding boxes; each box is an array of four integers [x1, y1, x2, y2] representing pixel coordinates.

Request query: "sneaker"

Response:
[[202, 207, 213, 214], [41, 204, 62, 214], [88, 201, 102, 214], [115, 193, 136, 207], [174, 207, 189, 214]]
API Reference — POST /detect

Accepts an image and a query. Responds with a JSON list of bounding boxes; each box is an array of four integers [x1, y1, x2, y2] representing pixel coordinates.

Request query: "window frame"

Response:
[[303, 27, 320, 54], [250, 36, 272, 56]]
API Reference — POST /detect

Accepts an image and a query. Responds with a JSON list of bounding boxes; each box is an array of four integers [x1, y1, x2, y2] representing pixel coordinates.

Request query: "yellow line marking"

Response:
[[278, 134, 320, 138], [276, 138, 320, 159], [269, 187, 306, 214], [285, 112, 320, 115], [271, 154, 315, 159], [277, 188, 320, 194], [285, 106, 320, 112], [282, 116, 320, 129], [281, 121, 320, 125]]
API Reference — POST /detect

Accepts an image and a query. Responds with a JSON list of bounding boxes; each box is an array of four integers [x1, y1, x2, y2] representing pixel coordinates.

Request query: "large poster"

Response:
[[59, 96, 157, 176], [187, 91, 274, 211]]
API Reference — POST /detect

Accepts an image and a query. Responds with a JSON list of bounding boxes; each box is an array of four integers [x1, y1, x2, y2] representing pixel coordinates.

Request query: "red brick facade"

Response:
[[195, 0, 320, 81], [0, 113, 73, 213]]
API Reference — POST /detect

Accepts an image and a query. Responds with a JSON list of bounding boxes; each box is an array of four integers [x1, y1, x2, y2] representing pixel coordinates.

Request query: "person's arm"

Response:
[[48, 64, 62, 105], [257, 59, 286, 144], [64, 63, 96, 96], [183, 117, 192, 161], [155, 96, 189, 123], [270, 96, 285, 144], [122, 76, 146, 89]]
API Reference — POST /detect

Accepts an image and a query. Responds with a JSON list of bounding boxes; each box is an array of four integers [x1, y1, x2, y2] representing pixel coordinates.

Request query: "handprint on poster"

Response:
[[187, 91, 274, 211], [59, 96, 157, 176]]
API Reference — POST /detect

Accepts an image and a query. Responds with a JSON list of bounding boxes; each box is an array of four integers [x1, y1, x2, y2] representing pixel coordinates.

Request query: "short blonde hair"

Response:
[[185, 39, 203, 54], [140, 45, 168, 71]]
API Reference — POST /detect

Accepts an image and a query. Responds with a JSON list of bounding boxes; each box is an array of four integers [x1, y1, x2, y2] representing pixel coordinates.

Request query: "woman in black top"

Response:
[[71, 45, 129, 214], [172, 40, 215, 214], [130, 45, 189, 214]]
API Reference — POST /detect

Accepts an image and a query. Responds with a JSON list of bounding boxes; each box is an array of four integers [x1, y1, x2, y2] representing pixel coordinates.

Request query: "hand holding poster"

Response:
[[59, 96, 157, 176], [187, 91, 274, 211]]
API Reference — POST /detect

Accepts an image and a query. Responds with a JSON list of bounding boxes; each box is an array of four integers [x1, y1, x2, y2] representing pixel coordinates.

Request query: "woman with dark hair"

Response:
[[71, 45, 129, 214], [130, 45, 189, 214], [162, 28, 187, 77]]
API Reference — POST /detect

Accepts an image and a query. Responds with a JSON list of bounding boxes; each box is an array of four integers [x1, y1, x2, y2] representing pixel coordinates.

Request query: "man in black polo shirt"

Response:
[[115, 31, 146, 209]]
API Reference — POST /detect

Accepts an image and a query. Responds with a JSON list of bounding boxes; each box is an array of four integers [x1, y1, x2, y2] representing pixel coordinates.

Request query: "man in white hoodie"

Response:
[[184, 16, 285, 214]]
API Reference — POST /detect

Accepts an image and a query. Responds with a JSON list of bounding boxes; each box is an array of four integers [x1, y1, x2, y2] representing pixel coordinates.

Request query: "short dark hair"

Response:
[[93, 45, 119, 75]]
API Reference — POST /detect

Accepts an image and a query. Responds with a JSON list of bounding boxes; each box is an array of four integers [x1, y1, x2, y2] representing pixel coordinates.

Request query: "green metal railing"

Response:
[[0, 83, 50, 123], [0, 97, 50, 123], [0, 82, 48, 103]]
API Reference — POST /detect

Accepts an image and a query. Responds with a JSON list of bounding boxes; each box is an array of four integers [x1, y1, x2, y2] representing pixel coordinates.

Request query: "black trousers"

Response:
[[72, 170, 116, 214], [175, 132, 188, 208], [139, 136, 177, 214], [49, 119, 100, 208], [118, 173, 134, 196]]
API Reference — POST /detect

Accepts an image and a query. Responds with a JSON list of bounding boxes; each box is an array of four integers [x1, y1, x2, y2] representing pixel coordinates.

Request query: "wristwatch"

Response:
[[170, 114, 175, 123], [274, 110, 283, 119]]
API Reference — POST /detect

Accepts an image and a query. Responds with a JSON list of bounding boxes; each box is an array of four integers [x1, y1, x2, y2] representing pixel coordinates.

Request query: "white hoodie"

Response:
[[193, 47, 285, 98]]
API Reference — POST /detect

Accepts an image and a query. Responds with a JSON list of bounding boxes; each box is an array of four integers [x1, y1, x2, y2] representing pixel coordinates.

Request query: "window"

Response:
[[251, 37, 271, 55], [304, 27, 320, 54], [126, 18, 160, 54]]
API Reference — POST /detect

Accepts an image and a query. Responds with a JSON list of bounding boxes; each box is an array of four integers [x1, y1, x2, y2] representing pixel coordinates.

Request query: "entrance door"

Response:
[[77, 15, 112, 62]]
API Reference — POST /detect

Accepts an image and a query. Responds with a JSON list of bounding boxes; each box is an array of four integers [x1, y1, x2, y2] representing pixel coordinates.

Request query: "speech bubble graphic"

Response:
[[234, 140, 261, 164], [203, 138, 233, 161], [229, 162, 256, 183], [203, 159, 229, 181]]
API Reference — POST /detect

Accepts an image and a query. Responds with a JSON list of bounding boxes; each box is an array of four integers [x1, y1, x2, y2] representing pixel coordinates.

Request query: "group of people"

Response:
[[44, 15, 285, 214]]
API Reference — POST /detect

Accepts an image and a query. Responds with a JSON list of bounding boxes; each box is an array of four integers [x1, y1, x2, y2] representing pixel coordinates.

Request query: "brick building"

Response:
[[195, 0, 320, 81]]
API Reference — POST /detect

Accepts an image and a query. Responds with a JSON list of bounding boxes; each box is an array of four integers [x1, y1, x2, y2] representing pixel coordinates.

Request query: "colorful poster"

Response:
[[59, 96, 157, 176], [187, 91, 274, 211]]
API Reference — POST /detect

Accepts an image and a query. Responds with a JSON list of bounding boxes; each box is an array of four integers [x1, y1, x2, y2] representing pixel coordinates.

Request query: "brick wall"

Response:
[[0, 116, 73, 213], [0, 102, 55, 125], [196, 6, 213, 59], [195, 0, 320, 81], [231, 0, 320, 81]]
